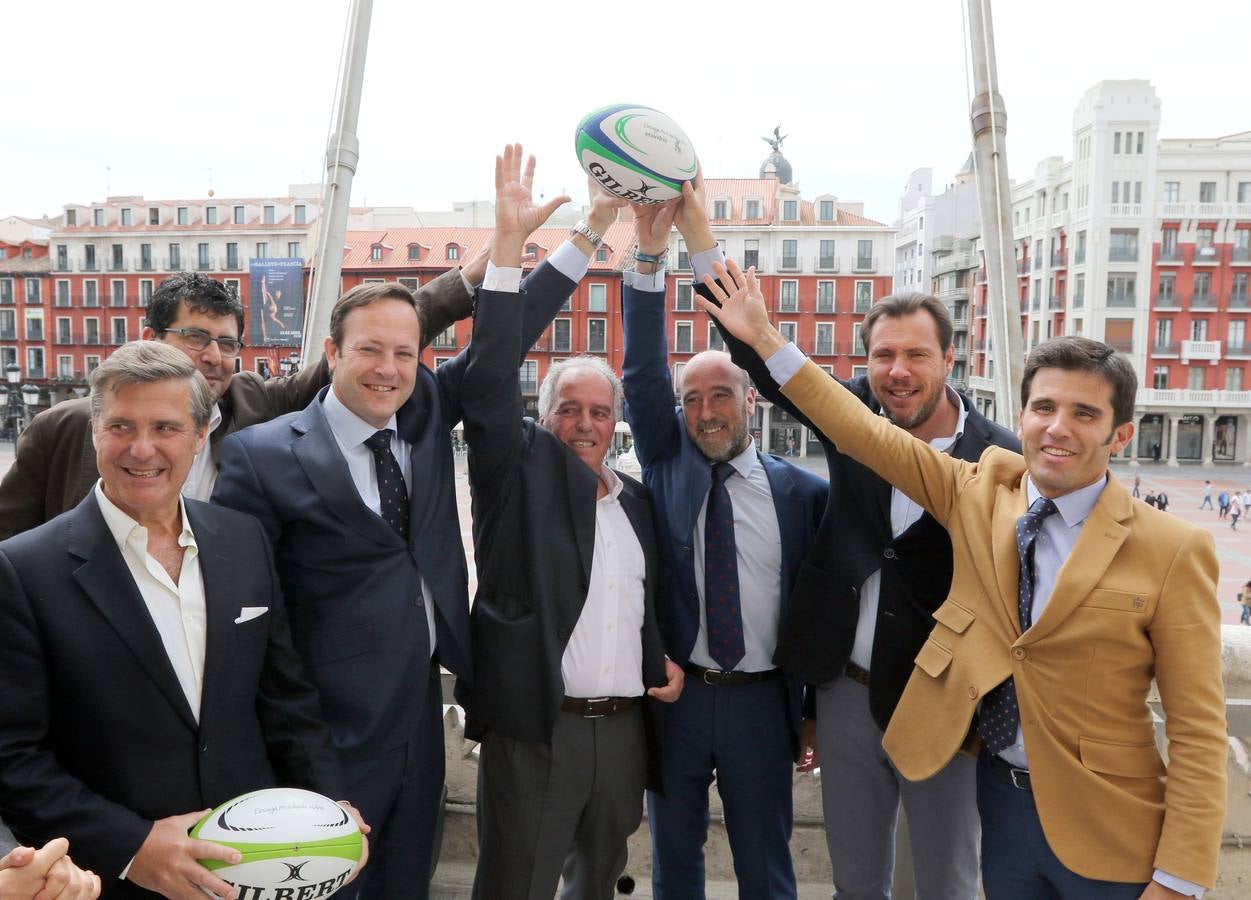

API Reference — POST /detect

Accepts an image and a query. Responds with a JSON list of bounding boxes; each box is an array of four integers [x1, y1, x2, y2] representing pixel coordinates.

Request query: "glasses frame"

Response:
[[163, 327, 245, 357]]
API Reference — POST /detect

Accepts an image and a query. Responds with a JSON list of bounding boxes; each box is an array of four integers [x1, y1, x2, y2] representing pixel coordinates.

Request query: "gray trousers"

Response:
[[816, 677, 980, 900], [473, 706, 648, 900]]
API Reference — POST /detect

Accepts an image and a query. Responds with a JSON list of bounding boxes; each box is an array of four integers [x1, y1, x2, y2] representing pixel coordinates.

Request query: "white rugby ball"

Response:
[[575, 103, 698, 204], [192, 787, 362, 899]]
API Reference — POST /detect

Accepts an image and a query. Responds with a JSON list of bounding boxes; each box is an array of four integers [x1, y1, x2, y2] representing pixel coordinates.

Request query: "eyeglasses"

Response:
[[163, 327, 244, 356]]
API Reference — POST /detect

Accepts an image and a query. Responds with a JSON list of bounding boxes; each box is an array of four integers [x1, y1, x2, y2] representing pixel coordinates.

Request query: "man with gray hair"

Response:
[[454, 148, 682, 899], [0, 341, 357, 900]]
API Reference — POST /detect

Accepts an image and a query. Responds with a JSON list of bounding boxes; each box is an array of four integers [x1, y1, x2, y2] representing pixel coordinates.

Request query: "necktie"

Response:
[[704, 462, 745, 671], [364, 429, 410, 541], [976, 496, 1059, 754]]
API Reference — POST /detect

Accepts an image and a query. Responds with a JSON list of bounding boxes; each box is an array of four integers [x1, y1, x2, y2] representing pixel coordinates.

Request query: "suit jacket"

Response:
[[0, 267, 474, 540], [0, 817, 15, 855], [621, 283, 827, 757], [780, 360, 1227, 888], [212, 261, 576, 760], [0, 495, 341, 897], [454, 285, 669, 787], [718, 325, 1019, 729]]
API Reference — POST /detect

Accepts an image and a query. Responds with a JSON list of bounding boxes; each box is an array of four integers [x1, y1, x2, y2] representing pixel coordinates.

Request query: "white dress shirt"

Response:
[[321, 388, 437, 657], [180, 402, 223, 502], [561, 466, 647, 698], [95, 482, 207, 722], [481, 239, 594, 292], [689, 444, 784, 672]]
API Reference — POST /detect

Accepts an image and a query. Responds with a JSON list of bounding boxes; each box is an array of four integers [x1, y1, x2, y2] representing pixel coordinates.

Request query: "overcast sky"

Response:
[[5, 0, 1249, 226]]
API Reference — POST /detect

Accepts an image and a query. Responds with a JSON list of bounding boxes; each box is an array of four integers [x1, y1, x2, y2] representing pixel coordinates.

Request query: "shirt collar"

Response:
[[721, 441, 759, 481], [322, 385, 398, 448], [95, 480, 197, 550], [207, 402, 223, 435], [598, 464, 624, 501], [1025, 473, 1107, 528]]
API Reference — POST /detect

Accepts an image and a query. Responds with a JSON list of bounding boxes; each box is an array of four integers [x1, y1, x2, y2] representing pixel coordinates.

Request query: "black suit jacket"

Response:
[[720, 328, 1019, 729], [455, 286, 668, 788], [0, 495, 340, 896]]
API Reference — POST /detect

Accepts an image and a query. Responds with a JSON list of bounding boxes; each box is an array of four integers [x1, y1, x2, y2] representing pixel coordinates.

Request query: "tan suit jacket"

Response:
[[782, 361, 1226, 888], [0, 267, 473, 539]]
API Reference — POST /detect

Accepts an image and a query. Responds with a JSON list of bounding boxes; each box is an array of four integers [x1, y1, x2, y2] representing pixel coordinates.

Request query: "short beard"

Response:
[[697, 419, 752, 463], [878, 385, 943, 431]]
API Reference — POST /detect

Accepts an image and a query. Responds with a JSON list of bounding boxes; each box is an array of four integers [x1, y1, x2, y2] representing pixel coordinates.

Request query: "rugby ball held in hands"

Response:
[[575, 104, 698, 203], [192, 787, 362, 899]]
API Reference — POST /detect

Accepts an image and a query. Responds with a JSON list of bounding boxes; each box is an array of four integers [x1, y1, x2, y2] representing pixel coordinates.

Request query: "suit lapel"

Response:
[[991, 477, 1030, 634], [1022, 476, 1132, 645], [565, 451, 598, 590], [760, 454, 800, 586], [188, 504, 235, 726], [291, 390, 405, 549], [69, 495, 198, 731]]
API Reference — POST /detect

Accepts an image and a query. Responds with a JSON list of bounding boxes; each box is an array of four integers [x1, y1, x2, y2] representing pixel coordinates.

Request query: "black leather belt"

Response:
[[683, 663, 781, 686], [560, 696, 641, 718], [983, 751, 1032, 790], [844, 661, 871, 687]]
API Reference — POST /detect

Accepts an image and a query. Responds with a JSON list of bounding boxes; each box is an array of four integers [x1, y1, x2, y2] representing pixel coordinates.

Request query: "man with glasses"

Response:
[[0, 266, 481, 538]]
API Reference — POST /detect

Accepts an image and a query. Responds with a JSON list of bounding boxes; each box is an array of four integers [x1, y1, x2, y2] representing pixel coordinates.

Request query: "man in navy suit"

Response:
[[0, 341, 349, 900], [212, 160, 600, 898], [621, 195, 827, 897]]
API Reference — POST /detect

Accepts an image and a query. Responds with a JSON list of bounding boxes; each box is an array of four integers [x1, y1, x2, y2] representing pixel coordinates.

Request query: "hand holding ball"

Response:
[[575, 104, 697, 203]]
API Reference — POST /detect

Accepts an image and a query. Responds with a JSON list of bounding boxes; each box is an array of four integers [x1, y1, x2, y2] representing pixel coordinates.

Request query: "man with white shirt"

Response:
[[705, 262, 1227, 900], [0, 263, 481, 539], [0, 341, 351, 900], [455, 145, 682, 900], [212, 145, 608, 899]]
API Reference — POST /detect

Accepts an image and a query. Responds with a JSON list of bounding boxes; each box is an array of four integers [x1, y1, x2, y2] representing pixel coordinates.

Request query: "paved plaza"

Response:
[[5, 443, 1250, 626]]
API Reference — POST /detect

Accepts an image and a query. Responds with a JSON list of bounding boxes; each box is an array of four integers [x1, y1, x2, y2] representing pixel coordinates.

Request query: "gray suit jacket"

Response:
[[0, 817, 15, 854]]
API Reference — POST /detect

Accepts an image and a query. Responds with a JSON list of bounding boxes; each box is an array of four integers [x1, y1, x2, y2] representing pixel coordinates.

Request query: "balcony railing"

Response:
[[1033, 256, 1042, 271], [1231, 293, 1251, 309], [1191, 293, 1217, 309], [938, 287, 969, 301], [1016, 259, 1030, 274], [776, 300, 799, 314], [1108, 248, 1138, 262], [1194, 247, 1220, 265], [26, 328, 44, 341], [1157, 249, 1183, 264], [53, 261, 71, 273], [221, 256, 243, 272], [1181, 340, 1221, 362], [853, 299, 871, 314], [1234, 248, 1251, 263], [815, 257, 839, 273], [1107, 294, 1137, 308], [54, 331, 73, 345], [853, 257, 877, 273], [1226, 343, 1251, 357], [1072, 294, 1084, 308], [776, 256, 801, 273], [195, 259, 215, 272], [79, 260, 99, 272], [0, 330, 15, 341], [1107, 339, 1134, 352], [1153, 293, 1183, 310], [674, 253, 691, 271], [133, 257, 156, 272], [520, 380, 538, 395], [107, 258, 128, 272], [1051, 251, 1067, 267], [812, 340, 835, 356], [1152, 341, 1181, 356], [934, 252, 974, 275], [974, 305, 987, 317], [163, 257, 182, 270], [1048, 296, 1064, 310], [1074, 250, 1086, 265]]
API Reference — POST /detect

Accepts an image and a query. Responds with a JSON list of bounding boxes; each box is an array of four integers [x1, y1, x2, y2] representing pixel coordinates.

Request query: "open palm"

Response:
[[495, 144, 569, 244]]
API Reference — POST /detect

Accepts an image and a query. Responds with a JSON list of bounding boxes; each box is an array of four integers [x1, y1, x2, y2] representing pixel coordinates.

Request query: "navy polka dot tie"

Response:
[[365, 429, 410, 541], [976, 496, 1058, 754], [704, 462, 745, 671]]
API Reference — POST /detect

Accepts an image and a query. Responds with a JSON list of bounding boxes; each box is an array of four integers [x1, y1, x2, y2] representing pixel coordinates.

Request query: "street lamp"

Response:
[[3, 363, 22, 444]]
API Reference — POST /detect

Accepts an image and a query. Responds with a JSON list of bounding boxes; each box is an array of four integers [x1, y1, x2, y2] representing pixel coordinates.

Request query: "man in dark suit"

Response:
[[673, 186, 1018, 899], [456, 145, 682, 900], [212, 146, 612, 899], [0, 341, 349, 900], [620, 196, 827, 897], [0, 263, 480, 539]]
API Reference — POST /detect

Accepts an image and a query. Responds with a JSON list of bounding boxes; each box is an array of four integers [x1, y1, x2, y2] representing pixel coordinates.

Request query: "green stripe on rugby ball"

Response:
[[575, 130, 682, 192], [193, 834, 362, 872]]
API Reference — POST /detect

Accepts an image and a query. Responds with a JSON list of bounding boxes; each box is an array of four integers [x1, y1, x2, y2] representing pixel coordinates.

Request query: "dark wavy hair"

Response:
[[145, 272, 244, 337]]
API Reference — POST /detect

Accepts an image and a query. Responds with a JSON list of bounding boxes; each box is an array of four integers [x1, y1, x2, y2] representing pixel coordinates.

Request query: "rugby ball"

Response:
[[575, 103, 698, 204], [192, 787, 362, 899]]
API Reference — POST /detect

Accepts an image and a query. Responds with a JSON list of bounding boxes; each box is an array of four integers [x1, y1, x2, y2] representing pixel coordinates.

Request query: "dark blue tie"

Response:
[[704, 462, 745, 671], [977, 496, 1058, 754], [364, 429, 410, 541]]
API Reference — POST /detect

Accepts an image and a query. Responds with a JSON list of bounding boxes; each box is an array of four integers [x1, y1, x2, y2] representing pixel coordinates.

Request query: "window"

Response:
[[57, 354, 73, 378], [1155, 319, 1172, 347], [371, 246, 383, 261], [0, 279, 10, 305], [55, 318, 71, 344], [1227, 368, 1244, 392], [815, 322, 834, 355], [1157, 274, 1175, 302], [1160, 228, 1179, 259], [1152, 366, 1169, 389], [1200, 182, 1217, 203], [1113, 132, 1122, 154], [1238, 182, 1251, 204], [743, 240, 759, 270], [519, 360, 538, 393], [138, 243, 152, 271], [744, 199, 761, 219], [84, 318, 99, 344], [177, 207, 188, 226], [111, 244, 124, 271], [587, 319, 606, 353], [817, 281, 834, 313], [708, 322, 724, 352], [205, 207, 218, 225], [432, 325, 456, 349], [294, 205, 307, 225], [856, 240, 873, 270], [675, 321, 692, 353], [84, 281, 98, 307], [677, 240, 689, 271], [263, 205, 276, 224], [232, 205, 245, 225], [111, 318, 127, 344], [675, 282, 693, 312], [595, 246, 608, 262], [25, 310, 44, 340], [26, 347, 44, 379], [1229, 320, 1245, 348], [1194, 271, 1212, 300], [779, 322, 797, 344], [149, 208, 160, 225], [1137, 132, 1145, 154], [0, 309, 13, 339], [553, 319, 571, 352], [111, 281, 125, 307], [446, 245, 459, 261], [168, 243, 181, 269], [398, 278, 419, 292], [139, 280, 153, 307], [781, 239, 797, 269], [85, 355, 101, 374], [1075, 231, 1087, 264], [1107, 274, 1136, 306], [588, 283, 607, 313], [819, 200, 835, 221], [25, 279, 40, 303], [854, 281, 873, 312], [288, 242, 301, 258], [783, 200, 798, 221], [65, 209, 77, 226], [1196, 228, 1216, 258], [818, 240, 835, 269], [226, 243, 239, 269], [779, 281, 798, 312], [197, 243, 210, 270], [92, 208, 104, 226], [1109, 229, 1138, 261], [120, 208, 133, 226], [713, 199, 729, 220], [56, 281, 70, 307]]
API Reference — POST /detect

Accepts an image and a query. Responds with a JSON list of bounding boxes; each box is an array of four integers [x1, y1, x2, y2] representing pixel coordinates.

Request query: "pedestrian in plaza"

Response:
[[1231, 493, 1242, 530], [1219, 489, 1231, 519], [1200, 480, 1213, 509], [1144, 490, 1157, 508], [1132, 472, 1141, 498], [1239, 581, 1251, 626], [1157, 490, 1169, 512]]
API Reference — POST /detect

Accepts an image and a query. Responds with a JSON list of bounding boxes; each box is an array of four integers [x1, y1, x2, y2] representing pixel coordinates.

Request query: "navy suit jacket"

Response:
[[212, 260, 576, 759], [0, 495, 339, 894], [620, 282, 828, 756]]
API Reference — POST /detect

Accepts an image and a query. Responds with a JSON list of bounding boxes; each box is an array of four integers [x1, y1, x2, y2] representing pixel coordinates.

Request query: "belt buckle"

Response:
[[702, 669, 723, 686], [584, 697, 611, 719], [1009, 767, 1030, 790]]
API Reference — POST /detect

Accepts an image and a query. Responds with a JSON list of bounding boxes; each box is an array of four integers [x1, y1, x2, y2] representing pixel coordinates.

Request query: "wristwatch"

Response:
[[570, 220, 603, 248]]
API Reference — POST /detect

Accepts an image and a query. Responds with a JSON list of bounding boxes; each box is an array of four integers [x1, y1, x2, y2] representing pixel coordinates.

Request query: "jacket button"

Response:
[[199, 740, 209, 753], [1012, 648, 1026, 660], [883, 548, 896, 559], [967, 686, 979, 699]]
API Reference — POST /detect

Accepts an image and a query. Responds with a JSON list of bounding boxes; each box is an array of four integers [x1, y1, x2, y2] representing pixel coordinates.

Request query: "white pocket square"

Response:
[[234, 606, 269, 624]]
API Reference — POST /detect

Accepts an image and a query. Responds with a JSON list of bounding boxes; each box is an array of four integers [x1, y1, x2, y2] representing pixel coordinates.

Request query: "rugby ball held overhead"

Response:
[[192, 787, 362, 900], [575, 103, 698, 203]]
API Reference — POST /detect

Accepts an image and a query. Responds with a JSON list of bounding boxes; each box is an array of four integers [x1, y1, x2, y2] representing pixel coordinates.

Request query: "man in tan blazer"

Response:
[[703, 260, 1226, 898], [0, 260, 482, 539]]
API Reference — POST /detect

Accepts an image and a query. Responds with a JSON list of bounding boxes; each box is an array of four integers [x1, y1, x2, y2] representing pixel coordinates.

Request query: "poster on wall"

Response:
[[248, 258, 305, 346]]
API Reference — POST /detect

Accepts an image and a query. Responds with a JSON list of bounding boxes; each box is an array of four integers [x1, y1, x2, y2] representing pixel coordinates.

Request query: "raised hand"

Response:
[[586, 176, 628, 238], [493, 144, 571, 267], [696, 260, 785, 358], [674, 170, 716, 253], [631, 198, 679, 258]]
